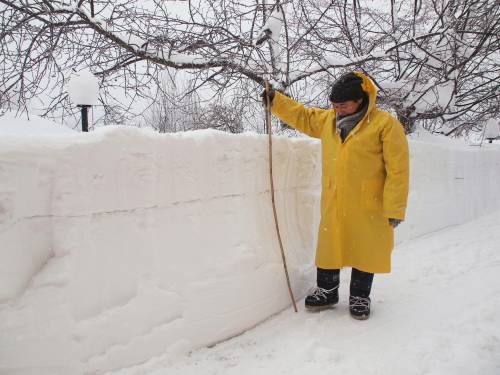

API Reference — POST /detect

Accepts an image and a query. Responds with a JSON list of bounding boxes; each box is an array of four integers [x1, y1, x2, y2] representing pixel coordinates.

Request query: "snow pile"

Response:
[[0, 126, 321, 375], [115, 209, 500, 375], [398, 135, 500, 243], [0, 112, 75, 135], [0, 124, 500, 375]]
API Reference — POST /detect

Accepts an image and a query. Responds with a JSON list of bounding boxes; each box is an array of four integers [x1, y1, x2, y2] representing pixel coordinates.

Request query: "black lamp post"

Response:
[[77, 105, 91, 132]]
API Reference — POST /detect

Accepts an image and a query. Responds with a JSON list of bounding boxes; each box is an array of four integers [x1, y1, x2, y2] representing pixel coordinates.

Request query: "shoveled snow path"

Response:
[[112, 210, 500, 375]]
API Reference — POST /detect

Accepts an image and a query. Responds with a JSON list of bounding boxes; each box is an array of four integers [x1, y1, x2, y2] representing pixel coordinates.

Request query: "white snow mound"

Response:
[[0, 126, 499, 374]]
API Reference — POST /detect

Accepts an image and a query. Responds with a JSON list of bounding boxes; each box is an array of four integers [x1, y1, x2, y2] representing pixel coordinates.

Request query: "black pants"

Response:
[[317, 267, 374, 298]]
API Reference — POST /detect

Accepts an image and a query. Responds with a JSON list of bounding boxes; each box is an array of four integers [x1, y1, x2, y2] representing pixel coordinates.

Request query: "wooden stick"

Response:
[[265, 81, 298, 313]]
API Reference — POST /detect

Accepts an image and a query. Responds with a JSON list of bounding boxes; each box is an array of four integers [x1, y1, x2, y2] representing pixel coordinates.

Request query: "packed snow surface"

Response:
[[112, 209, 500, 375], [0, 125, 321, 375], [0, 112, 75, 135], [0, 120, 500, 375]]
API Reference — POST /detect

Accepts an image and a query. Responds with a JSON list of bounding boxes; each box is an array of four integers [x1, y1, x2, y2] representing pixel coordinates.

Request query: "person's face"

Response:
[[331, 99, 363, 116]]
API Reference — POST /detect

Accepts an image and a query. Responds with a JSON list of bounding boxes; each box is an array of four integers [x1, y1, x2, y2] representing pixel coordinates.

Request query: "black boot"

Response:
[[305, 268, 340, 311], [349, 268, 374, 320]]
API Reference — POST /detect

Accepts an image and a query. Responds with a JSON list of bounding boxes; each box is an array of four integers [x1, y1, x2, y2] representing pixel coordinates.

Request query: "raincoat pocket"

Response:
[[361, 178, 384, 210]]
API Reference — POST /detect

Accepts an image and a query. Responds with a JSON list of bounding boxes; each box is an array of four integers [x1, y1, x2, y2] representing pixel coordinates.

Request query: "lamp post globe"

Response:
[[67, 70, 99, 132], [484, 119, 499, 144]]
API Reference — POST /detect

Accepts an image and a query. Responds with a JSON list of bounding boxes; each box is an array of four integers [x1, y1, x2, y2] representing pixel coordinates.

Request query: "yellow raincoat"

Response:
[[271, 72, 409, 273]]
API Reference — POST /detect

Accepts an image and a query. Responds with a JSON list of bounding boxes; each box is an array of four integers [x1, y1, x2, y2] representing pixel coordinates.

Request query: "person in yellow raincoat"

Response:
[[263, 72, 409, 319]]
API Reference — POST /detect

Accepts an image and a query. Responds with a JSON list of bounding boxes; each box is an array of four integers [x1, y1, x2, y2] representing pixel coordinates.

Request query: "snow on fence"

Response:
[[0, 126, 499, 374]]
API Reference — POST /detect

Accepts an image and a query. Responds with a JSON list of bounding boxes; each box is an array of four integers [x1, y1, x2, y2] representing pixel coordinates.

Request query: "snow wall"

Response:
[[1, 127, 499, 375]]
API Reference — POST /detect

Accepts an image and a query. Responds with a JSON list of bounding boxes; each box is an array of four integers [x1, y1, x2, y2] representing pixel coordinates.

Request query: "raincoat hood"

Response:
[[355, 71, 377, 111]]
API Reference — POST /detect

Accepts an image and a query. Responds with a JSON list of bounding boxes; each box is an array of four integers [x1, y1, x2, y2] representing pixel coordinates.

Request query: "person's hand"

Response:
[[260, 84, 275, 107], [388, 218, 402, 228]]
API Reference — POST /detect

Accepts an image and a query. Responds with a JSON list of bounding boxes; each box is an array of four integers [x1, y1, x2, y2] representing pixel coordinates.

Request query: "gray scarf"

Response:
[[336, 103, 368, 142]]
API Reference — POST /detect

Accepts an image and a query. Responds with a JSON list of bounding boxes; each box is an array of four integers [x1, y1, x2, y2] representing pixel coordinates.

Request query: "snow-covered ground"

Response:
[[110, 208, 500, 375], [0, 116, 500, 375]]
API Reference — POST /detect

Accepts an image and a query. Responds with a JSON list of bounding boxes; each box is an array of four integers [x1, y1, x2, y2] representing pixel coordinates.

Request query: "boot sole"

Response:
[[305, 303, 337, 312], [350, 313, 370, 320]]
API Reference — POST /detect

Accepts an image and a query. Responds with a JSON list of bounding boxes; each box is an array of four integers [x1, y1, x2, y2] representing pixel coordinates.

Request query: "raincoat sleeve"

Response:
[[381, 118, 410, 220], [270, 92, 327, 139]]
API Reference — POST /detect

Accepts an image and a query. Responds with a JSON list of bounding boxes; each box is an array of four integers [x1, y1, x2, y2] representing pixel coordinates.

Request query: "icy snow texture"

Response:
[[0, 126, 321, 374], [0, 125, 500, 374], [113, 209, 500, 375]]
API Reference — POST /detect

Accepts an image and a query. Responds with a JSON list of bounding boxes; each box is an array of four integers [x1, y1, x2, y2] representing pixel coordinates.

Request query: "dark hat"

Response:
[[329, 73, 366, 103]]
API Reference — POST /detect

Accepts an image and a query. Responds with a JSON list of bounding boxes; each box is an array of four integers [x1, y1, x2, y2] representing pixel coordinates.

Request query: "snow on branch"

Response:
[[0, 0, 498, 135]]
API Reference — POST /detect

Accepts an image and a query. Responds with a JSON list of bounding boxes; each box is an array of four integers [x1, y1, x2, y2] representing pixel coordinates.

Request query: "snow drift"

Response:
[[0, 127, 321, 375], [0, 126, 499, 375]]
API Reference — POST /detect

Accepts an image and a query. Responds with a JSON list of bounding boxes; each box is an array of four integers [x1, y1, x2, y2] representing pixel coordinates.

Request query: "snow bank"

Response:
[[118, 210, 500, 375], [0, 112, 75, 135], [400, 134, 500, 243], [0, 125, 499, 374], [0, 126, 321, 375]]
